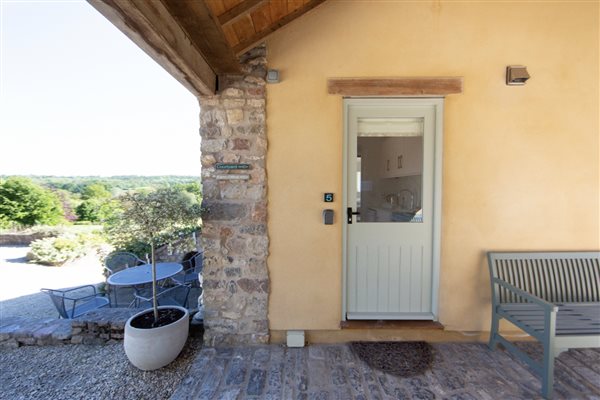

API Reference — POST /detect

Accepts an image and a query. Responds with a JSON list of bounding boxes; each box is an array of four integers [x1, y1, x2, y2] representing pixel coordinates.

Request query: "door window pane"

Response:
[[356, 117, 424, 223]]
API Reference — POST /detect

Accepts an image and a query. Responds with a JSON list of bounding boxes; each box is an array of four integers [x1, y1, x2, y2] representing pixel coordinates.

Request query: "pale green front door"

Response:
[[344, 98, 442, 320]]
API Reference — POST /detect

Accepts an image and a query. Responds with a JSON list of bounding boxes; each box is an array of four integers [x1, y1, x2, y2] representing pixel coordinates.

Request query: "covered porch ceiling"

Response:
[[88, 0, 327, 96]]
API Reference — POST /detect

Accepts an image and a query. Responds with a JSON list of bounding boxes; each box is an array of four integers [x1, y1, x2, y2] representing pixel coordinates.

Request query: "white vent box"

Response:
[[286, 330, 305, 347]]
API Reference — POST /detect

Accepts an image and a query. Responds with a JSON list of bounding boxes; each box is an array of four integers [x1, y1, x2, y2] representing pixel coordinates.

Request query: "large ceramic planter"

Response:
[[124, 305, 189, 370]]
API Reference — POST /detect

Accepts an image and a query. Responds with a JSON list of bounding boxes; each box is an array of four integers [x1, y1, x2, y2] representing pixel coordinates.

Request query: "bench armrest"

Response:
[[492, 277, 558, 312]]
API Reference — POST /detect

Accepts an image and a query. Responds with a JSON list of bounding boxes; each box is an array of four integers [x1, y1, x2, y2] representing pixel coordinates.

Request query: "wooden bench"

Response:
[[487, 251, 600, 398]]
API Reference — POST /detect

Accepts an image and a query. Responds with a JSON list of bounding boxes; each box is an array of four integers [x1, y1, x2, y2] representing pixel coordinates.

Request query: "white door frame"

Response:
[[341, 97, 444, 321]]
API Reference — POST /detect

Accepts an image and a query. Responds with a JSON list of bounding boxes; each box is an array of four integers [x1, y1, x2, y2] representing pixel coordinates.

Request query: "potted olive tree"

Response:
[[114, 187, 202, 370]]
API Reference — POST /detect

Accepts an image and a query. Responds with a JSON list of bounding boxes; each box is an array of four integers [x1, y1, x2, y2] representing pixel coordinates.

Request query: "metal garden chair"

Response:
[[41, 285, 110, 319], [104, 251, 145, 306], [171, 251, 203, 288], [104, 251, 145, 275], [171, 251, 203, 308], [132, 284, 191, 309]]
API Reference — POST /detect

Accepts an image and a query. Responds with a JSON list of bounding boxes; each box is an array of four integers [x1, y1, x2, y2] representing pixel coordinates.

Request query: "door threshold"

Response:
[[340, 320, 444, 330]]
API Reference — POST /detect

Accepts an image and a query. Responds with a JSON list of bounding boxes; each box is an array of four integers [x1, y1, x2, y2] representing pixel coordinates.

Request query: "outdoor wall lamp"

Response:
[[506, 65, 530, 85], [266, 69, 280, 83]]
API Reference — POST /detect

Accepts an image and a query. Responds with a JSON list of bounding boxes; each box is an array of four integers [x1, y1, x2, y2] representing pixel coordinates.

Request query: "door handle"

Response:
[[347, 207, 360, 224]]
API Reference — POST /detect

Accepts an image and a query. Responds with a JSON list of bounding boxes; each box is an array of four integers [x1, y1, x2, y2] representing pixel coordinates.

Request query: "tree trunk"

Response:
[[151, 242, 159, 322]]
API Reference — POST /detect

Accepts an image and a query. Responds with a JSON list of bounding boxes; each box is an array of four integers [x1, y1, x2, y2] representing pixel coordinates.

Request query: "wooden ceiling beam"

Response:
[[233, 0, 327, 56], [160, 0, 241, 75], [218, 0, 267, 27], [327, 77, 464, 96], [88, 0, 217, 96]]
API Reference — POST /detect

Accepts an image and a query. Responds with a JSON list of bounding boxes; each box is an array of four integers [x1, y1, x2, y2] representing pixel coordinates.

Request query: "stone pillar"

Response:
[[199, 45, 269, 346]]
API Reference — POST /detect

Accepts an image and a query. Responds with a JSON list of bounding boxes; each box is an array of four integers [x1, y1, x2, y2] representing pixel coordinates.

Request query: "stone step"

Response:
[[0, 307, 203, 348], [0, 317, 72, 348], [0, 308, 143, 348]]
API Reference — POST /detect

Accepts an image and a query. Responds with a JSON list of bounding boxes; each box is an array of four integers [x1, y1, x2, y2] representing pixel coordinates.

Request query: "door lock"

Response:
[[347, 207, 360, 224]]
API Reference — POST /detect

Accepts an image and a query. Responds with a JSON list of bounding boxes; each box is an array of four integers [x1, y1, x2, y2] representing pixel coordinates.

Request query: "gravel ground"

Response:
[[0, 246, 205, 400], [0, 246, 105, 300], [0, 246, 105, 320], [0, 338, 203, 400]]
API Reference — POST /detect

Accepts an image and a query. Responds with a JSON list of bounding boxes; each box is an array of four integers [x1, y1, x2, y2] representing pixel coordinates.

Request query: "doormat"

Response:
[[350, 341, 434, 377]]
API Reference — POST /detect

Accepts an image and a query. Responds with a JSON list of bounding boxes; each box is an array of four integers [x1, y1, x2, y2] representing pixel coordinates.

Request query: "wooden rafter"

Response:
[[232, 0, 327, 56], [90, 0, 332, 94], [88, 0, 218, 95], [160, 0, 241, 74], [218, 0, 267, 27]]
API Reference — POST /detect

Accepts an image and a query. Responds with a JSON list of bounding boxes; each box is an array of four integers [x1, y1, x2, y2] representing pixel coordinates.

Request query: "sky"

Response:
[[0, 0, 200, 177]]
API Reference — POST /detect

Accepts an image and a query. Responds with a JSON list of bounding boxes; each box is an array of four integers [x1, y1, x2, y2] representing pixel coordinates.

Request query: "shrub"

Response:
[[27, 231, 106, 266], [28, 236, 81, 266]]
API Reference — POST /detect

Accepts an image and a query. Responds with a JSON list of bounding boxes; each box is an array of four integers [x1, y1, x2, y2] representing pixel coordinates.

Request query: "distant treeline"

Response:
[[0, 175, 202, 228], [1, 175, 200, 194]]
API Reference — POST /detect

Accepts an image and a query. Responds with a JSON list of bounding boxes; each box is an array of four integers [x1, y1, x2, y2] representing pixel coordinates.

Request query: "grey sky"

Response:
[[0, 0, 200, 176]]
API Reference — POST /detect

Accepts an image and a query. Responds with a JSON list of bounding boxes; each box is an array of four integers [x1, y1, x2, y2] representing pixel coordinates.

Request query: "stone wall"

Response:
[[154, 230, 202, 263], [0, 309, 138, 348], [0, 231, 58, 246], [199, 45, 269, 346]]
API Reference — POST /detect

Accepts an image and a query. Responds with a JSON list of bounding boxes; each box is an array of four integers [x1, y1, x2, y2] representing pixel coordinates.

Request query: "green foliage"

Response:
[[27, 231, 104, 266], [0, 214, 12, 229], [0, 177, 65, 227], [28, 238, 72, 266], [107, 188, 202, 248], [173, 182, 202, 202], [5, 175, 201, 194], [75, 201, 97, 222], [75, 198, 119, 223], [0, 176, 202, 229], [81, 183, 111, 200]]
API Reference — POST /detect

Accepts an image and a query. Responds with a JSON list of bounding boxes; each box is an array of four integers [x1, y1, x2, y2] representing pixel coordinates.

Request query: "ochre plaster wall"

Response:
[[265, 1, 599, 332]]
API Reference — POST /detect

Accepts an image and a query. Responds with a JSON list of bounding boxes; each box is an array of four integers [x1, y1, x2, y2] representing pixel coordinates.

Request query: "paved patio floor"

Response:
[[0, 246, 201, 320], [171, 342, 600, 400]]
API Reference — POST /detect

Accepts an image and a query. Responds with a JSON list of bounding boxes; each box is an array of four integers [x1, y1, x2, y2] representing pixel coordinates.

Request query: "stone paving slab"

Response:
[[170, 343, 600, 400]]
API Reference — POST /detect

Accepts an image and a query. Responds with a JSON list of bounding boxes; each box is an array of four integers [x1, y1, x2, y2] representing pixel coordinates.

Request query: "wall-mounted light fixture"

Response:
[[266, 69, 280, 83], [506, 65, 530, 85]]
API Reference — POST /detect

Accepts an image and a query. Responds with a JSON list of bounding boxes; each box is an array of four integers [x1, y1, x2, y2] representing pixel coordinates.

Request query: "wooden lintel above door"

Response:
[[328, 77, 464, 96]]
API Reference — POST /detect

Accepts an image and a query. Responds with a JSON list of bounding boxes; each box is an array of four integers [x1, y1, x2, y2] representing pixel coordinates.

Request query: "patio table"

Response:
[[107, 263, 183, 306], [107, 262, 183, 286]]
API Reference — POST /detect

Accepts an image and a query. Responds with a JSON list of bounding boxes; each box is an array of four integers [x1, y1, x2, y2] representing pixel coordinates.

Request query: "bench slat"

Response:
[[498, 302, 600, 336], [489, 252, 600, 304]]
